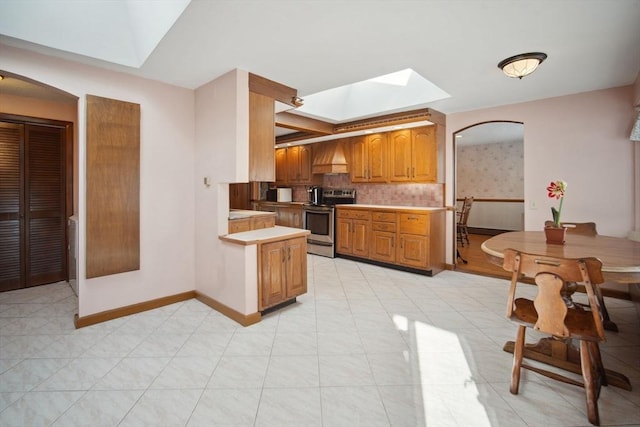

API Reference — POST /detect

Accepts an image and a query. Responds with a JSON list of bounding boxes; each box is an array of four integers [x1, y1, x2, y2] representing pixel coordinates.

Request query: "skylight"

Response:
[[294, 68, 450, 123], [0, 0, 191, 68]]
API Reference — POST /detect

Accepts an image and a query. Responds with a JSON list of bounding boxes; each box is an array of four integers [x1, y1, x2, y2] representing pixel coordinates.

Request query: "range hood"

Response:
[[312, 139, 349, 174]]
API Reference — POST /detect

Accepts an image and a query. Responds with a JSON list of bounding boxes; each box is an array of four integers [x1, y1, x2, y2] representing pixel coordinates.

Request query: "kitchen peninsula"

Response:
[[220, 215, 310, 322]]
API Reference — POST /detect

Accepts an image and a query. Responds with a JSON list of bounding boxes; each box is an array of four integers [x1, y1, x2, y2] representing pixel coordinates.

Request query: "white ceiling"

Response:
[[1, 0, 639, 115]]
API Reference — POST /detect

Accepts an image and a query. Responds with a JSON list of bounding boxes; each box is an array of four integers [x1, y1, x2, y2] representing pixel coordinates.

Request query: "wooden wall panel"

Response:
[[86, 95, 140, 278]]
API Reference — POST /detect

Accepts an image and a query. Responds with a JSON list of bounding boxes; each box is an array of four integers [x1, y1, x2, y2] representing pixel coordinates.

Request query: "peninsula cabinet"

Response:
[[336, 209, 371, 257], [336, 206, 445, 275], [259, 236, 307, 310], [350, 133, 388, 183], [388, 126, 437, 183]]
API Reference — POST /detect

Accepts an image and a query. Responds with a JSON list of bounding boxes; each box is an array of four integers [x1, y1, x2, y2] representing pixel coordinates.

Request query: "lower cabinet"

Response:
[[253, 202, 303, 228], [336, 209, 371, 258], [336, 206, 444, 275], [371, 212, 397, 263], [259, 236, 307, 310]]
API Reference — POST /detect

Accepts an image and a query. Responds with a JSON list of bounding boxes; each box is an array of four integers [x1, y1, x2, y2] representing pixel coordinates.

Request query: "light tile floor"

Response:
[[1, 255, 639, 426]]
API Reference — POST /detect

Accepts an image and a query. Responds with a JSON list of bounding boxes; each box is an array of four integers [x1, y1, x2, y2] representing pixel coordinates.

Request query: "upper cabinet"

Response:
[[275, 145, 314, 186], [287, 145, 313, 184], [388, 126, 437, 183], [249, 91, 275, 182], [350, 133, 388, 183]]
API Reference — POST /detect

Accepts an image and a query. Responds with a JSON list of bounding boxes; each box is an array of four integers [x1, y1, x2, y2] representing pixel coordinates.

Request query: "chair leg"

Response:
[[589, 341, 607, 388], [510, 325, 526, 394], [580, 340, 600, 426]]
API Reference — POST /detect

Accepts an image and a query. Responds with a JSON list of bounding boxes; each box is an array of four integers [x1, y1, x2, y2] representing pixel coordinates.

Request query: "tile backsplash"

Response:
[[290, 174, 443, 207]]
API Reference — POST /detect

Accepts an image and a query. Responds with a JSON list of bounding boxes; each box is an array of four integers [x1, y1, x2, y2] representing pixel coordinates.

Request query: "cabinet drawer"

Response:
[[371, 211, 396, 222], [372, 222, 396, 232], [398, 213, 429, 235], [228, 218, 251, 234], [337, 209, 371, 220]]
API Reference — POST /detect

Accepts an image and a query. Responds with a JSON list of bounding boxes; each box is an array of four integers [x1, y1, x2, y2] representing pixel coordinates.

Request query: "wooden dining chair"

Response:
[[503, 249, 607, 426], [456, 196, 474, 246], [542, 221, 617, 331]]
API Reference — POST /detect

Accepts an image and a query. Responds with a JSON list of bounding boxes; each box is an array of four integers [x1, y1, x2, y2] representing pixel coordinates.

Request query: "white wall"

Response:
[[2, 46, 196, 317], [446, 85, 637, 263]]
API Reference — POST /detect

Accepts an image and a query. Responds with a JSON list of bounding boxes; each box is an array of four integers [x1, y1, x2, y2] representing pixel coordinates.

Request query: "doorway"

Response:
[[454, 121, 524, 277], [0, 114, 73, 291]]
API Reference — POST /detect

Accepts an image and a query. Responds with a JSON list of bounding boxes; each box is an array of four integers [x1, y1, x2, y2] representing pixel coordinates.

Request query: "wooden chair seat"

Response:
[[511, 298, 601, 341]]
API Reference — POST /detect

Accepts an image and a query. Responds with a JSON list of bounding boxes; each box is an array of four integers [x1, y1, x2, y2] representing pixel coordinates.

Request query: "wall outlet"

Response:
[[529, 200, 537, 210]]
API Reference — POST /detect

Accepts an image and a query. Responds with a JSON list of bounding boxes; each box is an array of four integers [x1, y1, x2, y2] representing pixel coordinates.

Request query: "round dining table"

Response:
[[481, 230, 640, 391]]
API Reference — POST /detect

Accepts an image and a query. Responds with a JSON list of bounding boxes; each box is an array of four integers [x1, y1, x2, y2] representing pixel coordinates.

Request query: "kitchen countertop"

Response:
[[228, 209, 276, 220], [220, 226, 310, 246], [336, 204, 445, 211]]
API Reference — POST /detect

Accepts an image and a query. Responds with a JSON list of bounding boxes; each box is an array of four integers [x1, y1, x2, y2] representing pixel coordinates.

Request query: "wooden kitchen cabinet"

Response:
[[275, 145, 313, 185], [259, 236, 307, 310], [287, 145, 313, 184], [275, 148, 288, 185], [335, 206, 445, 275], [277, 205, 303, 228], [370, 211, 397, 263], [336, 209, 371, 257], [228, 213, 275, 234], [253, 202, 303, 228], [350, 133, 387, 183], [388, 126, 437, 183], [397, 213, 430, 269], [249, 91, 275, 182]]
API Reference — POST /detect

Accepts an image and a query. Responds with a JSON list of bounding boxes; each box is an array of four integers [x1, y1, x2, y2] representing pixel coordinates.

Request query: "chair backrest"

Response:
[[457, 196, 474, 225], [502, 248, 605, 340], [544, 221, 598, 236]]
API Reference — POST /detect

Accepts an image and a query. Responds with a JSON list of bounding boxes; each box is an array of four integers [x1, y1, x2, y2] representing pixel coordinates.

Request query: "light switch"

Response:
[[204, 177, 211, 187]]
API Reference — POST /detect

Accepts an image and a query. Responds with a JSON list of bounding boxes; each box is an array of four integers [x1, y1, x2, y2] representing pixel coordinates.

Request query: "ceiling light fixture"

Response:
[[498, 52, 547, 79]]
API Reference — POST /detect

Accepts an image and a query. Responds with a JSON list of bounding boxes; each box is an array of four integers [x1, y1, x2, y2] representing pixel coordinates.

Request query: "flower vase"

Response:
[[544, 226, 566, 245]]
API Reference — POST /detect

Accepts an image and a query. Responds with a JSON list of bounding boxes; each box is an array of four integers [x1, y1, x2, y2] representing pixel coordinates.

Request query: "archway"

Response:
[[453, 121, 524, 275]]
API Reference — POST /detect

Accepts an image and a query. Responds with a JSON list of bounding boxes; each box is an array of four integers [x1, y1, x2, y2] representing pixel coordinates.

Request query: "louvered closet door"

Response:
[[0, 121, 66, 291], [26, 124, 66, 287], [0, 122, 25, 291]]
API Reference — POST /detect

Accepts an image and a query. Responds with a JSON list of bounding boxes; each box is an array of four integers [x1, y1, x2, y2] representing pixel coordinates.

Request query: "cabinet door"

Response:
[[412, 126, 437, 182], [388, 130, 412, 182], [260, 240, 286, 309], [297, 145, 313, 183], [397, 234, 429, 268], [352, 219, 370, 257], [275, 148, 288, 185], [286, 146, 300, 183], [350, 136, 368, 182], [367, 133, 387, 182], [278, 206, 303, 228], [249, 92, 275, 182], [285, 237, 307, 298], [335, 218, 353, 254], [371, 230, 395, 263]]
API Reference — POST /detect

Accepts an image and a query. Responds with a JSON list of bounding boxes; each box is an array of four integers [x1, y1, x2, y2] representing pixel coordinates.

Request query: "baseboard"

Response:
[[74, 290, 196, 328], [467, 227, 513, 236], [195, 292, 261, 327]]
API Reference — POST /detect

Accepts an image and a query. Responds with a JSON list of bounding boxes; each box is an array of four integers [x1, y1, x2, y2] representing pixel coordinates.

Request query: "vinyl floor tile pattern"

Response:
[[0, 255, 639, 426]]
